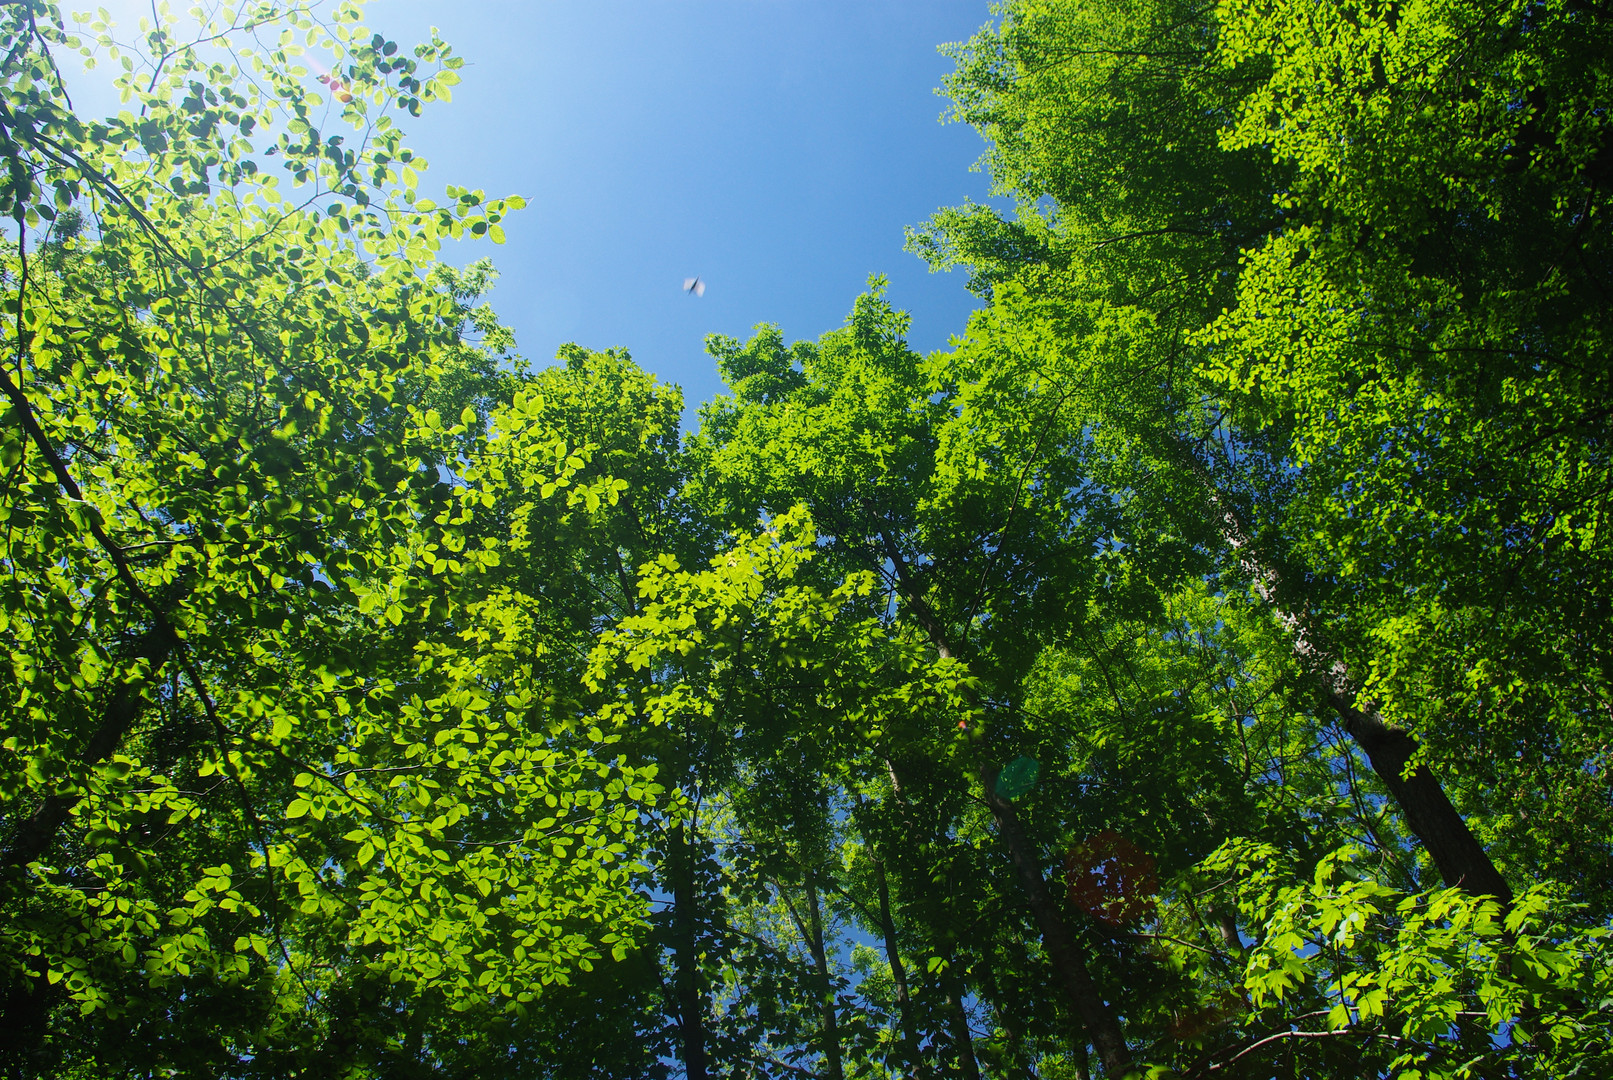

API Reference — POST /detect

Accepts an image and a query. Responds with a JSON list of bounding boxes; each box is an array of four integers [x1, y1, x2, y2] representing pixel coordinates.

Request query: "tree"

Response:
[[904, 0, 1613, 1073], [5, 0, 1610, 1076], [0, 3, 662, 1074], [680, 288, 1335, 1076]]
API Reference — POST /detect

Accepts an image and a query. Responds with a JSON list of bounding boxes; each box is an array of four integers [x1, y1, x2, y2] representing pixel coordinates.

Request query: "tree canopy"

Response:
[[0, 0, 1608, 1077]]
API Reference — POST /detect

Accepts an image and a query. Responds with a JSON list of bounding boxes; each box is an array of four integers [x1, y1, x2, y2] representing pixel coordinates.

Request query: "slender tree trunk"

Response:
[[1216, 910, 1243, 955], [1329, 693, 1512, 901], [979, 945, 1036, 1080], [668, 819, 709, 1080], [804, 879, 845, 1080], [938, 948, 982, 1080], [871, 848, 927, 1075], [875, 530, 1133, 1076], [0, 954, 60, 1061], [4, 626, 175, 869], [886, 763, 1128, 1074], [852, 794, 927, 1075], [1177, 446, 1512, 903], [981, 770, 1133, 1077], [878, 767, 982, 1079], [0, 356, 188, 871]]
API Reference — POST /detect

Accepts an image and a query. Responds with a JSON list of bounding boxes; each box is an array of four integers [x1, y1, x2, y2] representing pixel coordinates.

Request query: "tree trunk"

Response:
[[1177, 446, 1512, 904], [1216, 910, 1243, 955], [875, 530, 1133, 1075], [981, 769, 1133, 1077], [979, 945, 1036, 1080], [4, 626, 175, 869], [804, 879, 845, 1080], [884, 757, 1128, 1074], [870, 846, 927, 1075], [1330, 693, 1512, 901], [668, 820, 709, 1080], [0, 360, 187, 872], [938, 947, 982, 1080]]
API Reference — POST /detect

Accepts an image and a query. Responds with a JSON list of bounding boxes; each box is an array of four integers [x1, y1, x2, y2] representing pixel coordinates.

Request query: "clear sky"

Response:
[[74, 1, 1002, 414], [369, 0, 1000, 412]]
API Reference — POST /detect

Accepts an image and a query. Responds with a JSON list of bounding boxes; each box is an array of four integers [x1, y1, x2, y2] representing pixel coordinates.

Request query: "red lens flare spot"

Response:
[[1063, 830, 1158, 925]]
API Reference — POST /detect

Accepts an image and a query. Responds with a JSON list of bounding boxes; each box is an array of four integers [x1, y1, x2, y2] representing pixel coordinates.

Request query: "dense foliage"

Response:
[[0, 0, 1607, 1077]]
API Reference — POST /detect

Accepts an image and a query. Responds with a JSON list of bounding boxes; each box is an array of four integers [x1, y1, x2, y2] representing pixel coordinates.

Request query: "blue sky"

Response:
[[72, 1, 1002, 414], [354, 0, 1000, 412], [280, 0, 993, 422]]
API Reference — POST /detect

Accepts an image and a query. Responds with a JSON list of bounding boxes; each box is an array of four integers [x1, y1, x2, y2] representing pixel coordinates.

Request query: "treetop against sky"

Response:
[[1, 0, 1609, 1077], [73, 0, 1001, 404]]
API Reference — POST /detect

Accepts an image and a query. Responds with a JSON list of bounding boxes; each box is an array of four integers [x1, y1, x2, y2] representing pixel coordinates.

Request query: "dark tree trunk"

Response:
[[802, 879, 845, 1080], [0, 362, 186, 873], [1178, 446, 1512, 904], [979, 945, 1036, 1080], [884, 749, 1130, 1073], [938, 947, 982, 1080], [1216, 910, 1243, 955], [982, 770, 1134, 1077], [870, 847, 926, 1074], [3, 626, 176, 869], [0, 955, 61, 1069], [872, 771, 974, 1079], [875, 530, 1133, 1076], [668, 820, 709, 1080], [1332, 694, 1513, 901]]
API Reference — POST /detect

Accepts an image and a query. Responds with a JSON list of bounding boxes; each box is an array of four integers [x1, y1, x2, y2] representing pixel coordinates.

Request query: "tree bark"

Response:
[[982, 769, 1134, 1077], [886, 743, 1130, 1074], [3, 626, 175, 869], [1216, 910, 1243, 955], [668, 819, 709, 1080], [1329, 693, 1512, 901], [804, 878, 845, 1080], [1177, 445, 1512, 904], [979, 944, 1037, 1080], [876, 530, 1133, 1075], [869, 843, 926, 1075], [869, 774, 972, 1080], [938, 947, 982, 1080]]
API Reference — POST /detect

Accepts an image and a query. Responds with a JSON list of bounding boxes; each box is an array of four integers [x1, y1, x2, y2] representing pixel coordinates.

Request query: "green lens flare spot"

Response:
[[994, 756, 1040, 800]]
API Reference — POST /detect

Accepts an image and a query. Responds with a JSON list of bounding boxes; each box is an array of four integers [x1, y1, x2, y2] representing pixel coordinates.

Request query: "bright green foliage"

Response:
[[0, 2, 664, 1075], [3, 0, 1610, 1076], [899, 0, 1613, 1074], [672, 288, 1343, 1077], [583, 506, 991, 1079], [918, 0, 1613, 901], [1204, 842, 1613, 1079], [1202, 0, 1613, 900]]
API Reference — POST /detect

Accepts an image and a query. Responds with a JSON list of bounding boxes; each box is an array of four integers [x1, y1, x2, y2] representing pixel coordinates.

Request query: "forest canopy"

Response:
[[0, 0, 1608, 1078]]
